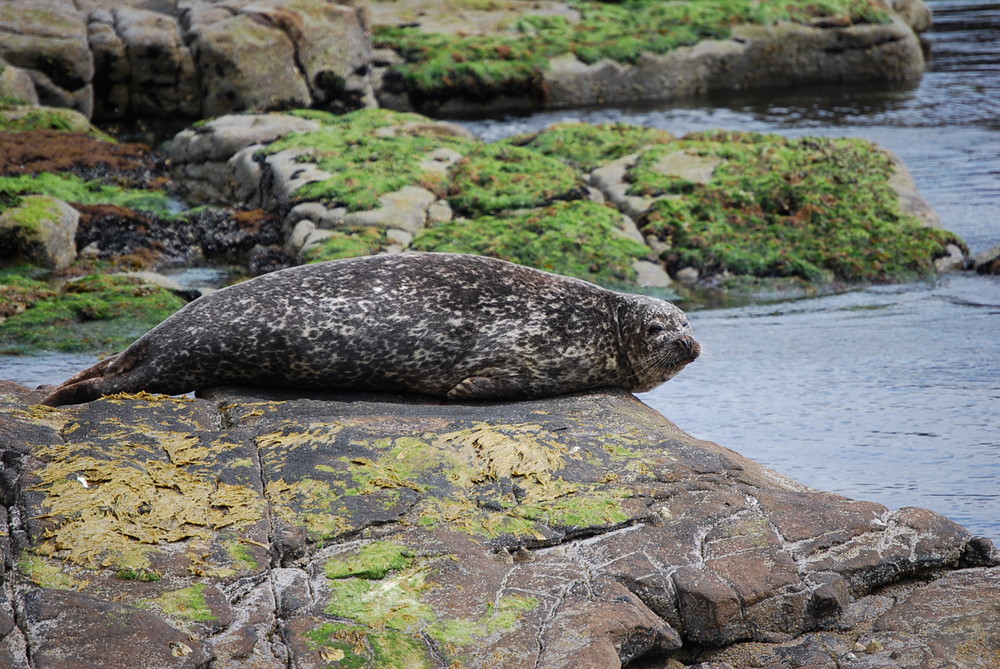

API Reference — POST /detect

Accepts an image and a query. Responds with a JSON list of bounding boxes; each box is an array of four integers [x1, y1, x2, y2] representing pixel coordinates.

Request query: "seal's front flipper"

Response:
[[447, 375, 529, 400]]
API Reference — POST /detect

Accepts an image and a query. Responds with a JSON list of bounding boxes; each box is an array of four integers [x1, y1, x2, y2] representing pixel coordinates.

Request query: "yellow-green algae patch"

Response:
[[19, 553, 84, 590], [26, 401, 265, 570], [260, 417, 641, 545], [266, 477, 357, 541], [308, 541, 540, 665], [149, 583, 216, 622]]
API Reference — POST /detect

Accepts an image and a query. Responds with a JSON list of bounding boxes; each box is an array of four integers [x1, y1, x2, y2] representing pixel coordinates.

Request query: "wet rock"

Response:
[[0, 195, 78, 271], [0, 384, 995, 668], [543, 18, 924, 110], [973, 243, 1000, 275], [20, 589, 214, 669], [75, 204, 284, 270]]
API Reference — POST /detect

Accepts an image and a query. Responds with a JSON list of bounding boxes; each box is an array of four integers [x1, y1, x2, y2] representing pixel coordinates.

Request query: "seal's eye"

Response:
[[647, 324, 664, 335]]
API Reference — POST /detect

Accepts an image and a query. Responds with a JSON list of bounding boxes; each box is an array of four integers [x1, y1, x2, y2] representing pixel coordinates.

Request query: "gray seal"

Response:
[[41, 253, 700, 406]]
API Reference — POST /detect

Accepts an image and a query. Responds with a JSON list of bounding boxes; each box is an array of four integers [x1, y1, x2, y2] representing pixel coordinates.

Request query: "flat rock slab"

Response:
[[0, 384, 995, 668]]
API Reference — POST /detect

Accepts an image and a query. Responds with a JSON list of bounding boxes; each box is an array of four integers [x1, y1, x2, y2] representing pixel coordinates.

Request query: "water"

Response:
[[458, 0, 1000, 540], [2, 2, 998, 539]]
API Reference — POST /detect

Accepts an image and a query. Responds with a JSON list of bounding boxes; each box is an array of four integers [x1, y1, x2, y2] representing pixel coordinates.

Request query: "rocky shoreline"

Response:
[[2, 1, 1000, 667], [1, 0, 932, 123], [0, 104, 979, 357], [1, 384, 997, 668]]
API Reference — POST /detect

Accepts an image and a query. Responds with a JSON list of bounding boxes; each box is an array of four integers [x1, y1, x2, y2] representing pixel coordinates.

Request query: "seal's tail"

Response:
[[40, 355, 117, 406], [40, 349, 142, 406]]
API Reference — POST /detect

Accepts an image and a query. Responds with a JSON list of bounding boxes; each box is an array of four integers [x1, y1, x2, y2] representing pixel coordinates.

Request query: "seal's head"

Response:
[[618, 294, 701, 392]]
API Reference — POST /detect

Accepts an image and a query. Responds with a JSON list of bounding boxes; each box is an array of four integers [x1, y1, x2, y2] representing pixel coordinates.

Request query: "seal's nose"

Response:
[[676, 335, 701, 360]]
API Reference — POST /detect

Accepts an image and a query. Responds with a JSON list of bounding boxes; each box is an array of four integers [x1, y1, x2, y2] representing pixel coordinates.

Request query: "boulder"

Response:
[[0, 195, 79, 270], [168, 113, 322, 204], [0, 59, 39, 105], [544, 17, 924, 110], [184, 10, 313, 118], [0, 1, 369, 121], [0, 384, 995, 668], [973, 243, 1000, 275], [112, 7, 200, 118], [0, 0, 92, 113]]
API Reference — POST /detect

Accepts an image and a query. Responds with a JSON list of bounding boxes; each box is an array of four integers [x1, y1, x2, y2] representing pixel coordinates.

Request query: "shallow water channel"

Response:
[[460, 0, 1000, 540], [2, 1, 997, 539]]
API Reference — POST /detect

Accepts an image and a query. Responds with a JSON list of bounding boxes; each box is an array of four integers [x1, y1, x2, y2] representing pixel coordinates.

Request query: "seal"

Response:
[[41, 253, 700, 406]]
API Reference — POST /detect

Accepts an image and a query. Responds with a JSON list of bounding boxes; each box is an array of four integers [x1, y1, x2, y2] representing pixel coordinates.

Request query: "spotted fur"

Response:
[[42, 253, 700, 406]]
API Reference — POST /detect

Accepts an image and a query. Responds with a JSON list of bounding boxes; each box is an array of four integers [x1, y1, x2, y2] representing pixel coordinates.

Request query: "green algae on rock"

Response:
[[634, 132, 966, 284], [0, 104, 113, 139], [258, 108, 477, 212], [411, 200, 649, 286], [0, 272, 187, 354], [502, 121, 674, 172], [302, 226, 392, 263], [445, 142, 584, 216], [374, 0, 892, 106], [0, 173, 178, 218]]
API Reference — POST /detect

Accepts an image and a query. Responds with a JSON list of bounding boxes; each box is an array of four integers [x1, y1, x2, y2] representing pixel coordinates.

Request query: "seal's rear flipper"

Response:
[[39, 345, 145, 406], [40, 377, 108, 407]]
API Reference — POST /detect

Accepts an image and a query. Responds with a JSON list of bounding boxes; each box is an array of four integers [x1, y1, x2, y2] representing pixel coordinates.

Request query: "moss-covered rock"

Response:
[[0, 104, 112, 139], [502, 121, 674, 172], [634, 132, 964, 284], [375, 0, 892, 106], [302, 227, 392, 264], [0, 385, 991, 668], [0, 173, 177, 218], [411, 200, 649, 286], [0, 272, 187, 354], [445, 142, 585, 216], [0, 193, 79, 270], [258, 108, 478, 211]]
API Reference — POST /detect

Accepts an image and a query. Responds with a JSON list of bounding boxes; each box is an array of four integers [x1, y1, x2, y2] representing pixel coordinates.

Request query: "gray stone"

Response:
[[0, 195, 78, 271], [0, 58, 38, 105], [186, 11, 312, 118], [0, 0, 92, 113], [113, 7, 199, 117], [973, 243, 1000, 275], [0, 382, 996, 668], [244, 0, 371, 109], [589, 153, 654, 219]]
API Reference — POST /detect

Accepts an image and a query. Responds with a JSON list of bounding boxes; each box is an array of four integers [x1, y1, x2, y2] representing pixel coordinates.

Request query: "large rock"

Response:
[[0, 195, 79, 271], [0, 0, 370, 121], [973, 243, 1000, 275], [0, 59, 39, 105], [544, 17, 924, 110], [0, 384, 995, 668], [0, 0, 93, 115]]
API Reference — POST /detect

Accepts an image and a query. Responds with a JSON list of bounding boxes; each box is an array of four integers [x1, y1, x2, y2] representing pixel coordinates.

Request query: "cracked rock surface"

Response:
[[0, 383, 995, 668]]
